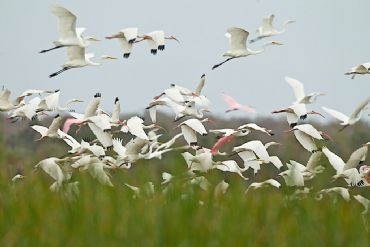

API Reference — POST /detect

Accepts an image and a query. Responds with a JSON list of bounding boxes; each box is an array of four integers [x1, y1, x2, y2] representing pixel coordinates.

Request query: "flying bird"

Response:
[[345, 62, 370, 79], [212, 27, 282, 70], [105, 27, 139, 58], [250, 14, 295, 43], [322, 96, 370, 131], [222, 93, 256, 113], [49, 46, 100, 78], [40, 5, 99, 53], [136, 31, 179, 55]]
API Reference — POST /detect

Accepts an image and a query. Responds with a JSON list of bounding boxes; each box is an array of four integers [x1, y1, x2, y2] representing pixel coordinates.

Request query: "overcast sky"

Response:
[[1, 0, 370, 118]]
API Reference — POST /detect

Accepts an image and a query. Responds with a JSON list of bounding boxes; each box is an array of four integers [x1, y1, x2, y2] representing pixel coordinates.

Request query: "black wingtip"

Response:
[[123, 53, 130, 58], [170, 83, 175, 87], [55, 114, 60, 118], [201, 74, 206, 78], [158, 45, 165, 51], [94, 93, 101, 98], [150, 49, 157, 55], [115, 97, 119, 103]]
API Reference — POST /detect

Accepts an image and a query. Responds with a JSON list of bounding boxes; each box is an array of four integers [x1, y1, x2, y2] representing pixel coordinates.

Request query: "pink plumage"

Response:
[[222, 93, 256, 113], [211, 135, 235, 155], [63, 118, 83, 133]]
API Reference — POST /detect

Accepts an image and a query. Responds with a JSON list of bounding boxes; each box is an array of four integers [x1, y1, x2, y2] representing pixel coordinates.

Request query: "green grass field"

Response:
[[0, 154, 369, 247]]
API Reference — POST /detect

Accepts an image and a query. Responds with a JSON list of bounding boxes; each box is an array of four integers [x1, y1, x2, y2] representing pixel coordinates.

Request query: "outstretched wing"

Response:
[[226, 27, 248, 51]]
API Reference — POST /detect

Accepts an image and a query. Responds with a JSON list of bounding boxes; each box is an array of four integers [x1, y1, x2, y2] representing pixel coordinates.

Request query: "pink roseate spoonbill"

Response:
[[322, 96, 370, 131], [210, 128, 250, 155], [105, 27, 138, 58], [135, 30, 179, 55], [249, 14, 295, 43], [345, 62, 370, 79], [40, 5, 99, 53], [222, 93, 256, 113], [212, 27, 283, 70]]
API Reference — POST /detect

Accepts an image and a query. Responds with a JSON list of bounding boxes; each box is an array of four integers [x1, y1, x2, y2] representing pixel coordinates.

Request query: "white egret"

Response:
[[212, 27, 282, 70]]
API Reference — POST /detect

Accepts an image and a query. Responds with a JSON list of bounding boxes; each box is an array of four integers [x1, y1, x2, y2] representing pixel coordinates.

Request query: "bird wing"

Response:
[[322, 147, 345, 174], [84, 94, 101, 118], [67, 46, 85, 62], [57, 129, 80, 152], [118, 38, 133, 54], [242, 141, 269, 160], [62, 117, 81, 133], [222, 93, 240, 109], [127, 116, 148, 140], [49, 4, 78, 41], [296, 124, 322, 139], [261, 14, 274, 33], [31, 125, 48, 137], [44, 91, 60, 110], [211, 135, 235, 155], [148, 30, 165, 47], [306, 151, 323, 172], [285, 76, 305, 102], [345, 146, 367, 170], [286, 112, 298, 126], [121, 27, 138, 41], [164, 88, 185, 102], [194, 75, 206, 95], [350, 96, 370, 119], [111, 98, 121, 123], [268, 156, 283, 169], [112, 138, 126, 157], [88, 123, 113, 149], [322, 107, 349, 123], [291, 103, 307, 118], [88, 115, 111, 132], [181, 125, 197, 145], [148, 105, 157, 123], [0, 88, 11, 105], [183, 119, 207, 135], [48, 115, 63, 134], [226, 27, 248, 51], [293, 130, 317, 152]]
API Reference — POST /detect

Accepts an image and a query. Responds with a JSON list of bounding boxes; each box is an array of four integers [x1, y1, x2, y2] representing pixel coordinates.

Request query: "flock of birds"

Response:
[[2, 4, 370, 222]]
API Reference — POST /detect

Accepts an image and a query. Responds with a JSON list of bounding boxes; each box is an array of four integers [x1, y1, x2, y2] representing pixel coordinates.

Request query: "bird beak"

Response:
[[312, 110, 325, 118], [321, 132, 333, 141], [271, 41, 283, 45], [171, 36, 180, 43]]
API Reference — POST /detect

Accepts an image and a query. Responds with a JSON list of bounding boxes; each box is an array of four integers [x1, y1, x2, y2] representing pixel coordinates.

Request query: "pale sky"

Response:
[[1, 0, 370, 117]]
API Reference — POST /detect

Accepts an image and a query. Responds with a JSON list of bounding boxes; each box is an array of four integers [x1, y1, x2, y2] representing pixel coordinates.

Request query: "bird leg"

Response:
[[249, 36, 263, 44], [212, 57, 235, 70], [49, 67, 71, 78], [338, 125, 348, 132], [39, 45, 64, 53]]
